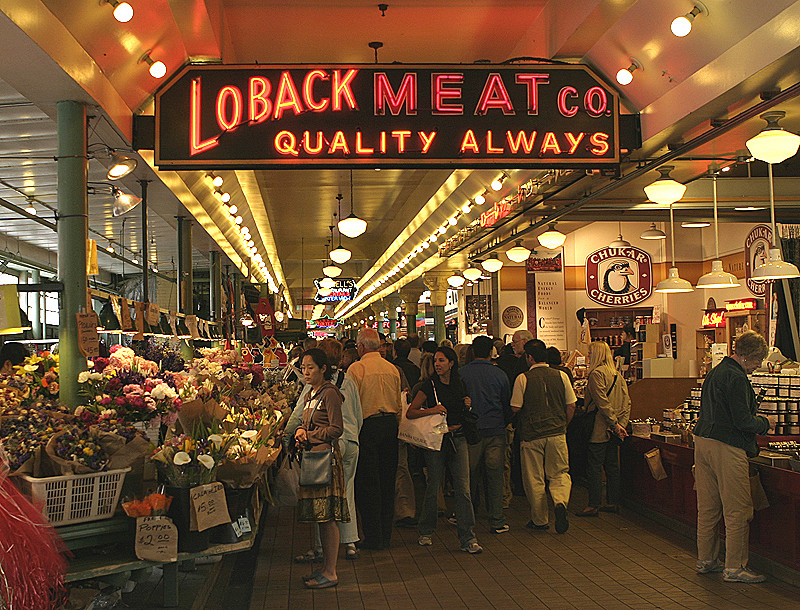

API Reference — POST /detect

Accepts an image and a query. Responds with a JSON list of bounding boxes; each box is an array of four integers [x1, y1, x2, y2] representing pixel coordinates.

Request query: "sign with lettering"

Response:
[[530, 254, 567, 349], [146, 302, 161, 326], [155, 64, 620, 169], [479, 201, 511, 227], [315, 278, 357, 303], [501, 305, 524, 329], [135, 516, 178, 562], [75, 312, 100, 358], [725, 298, 758, 311], [189, 482, 231, 532], [702, 310, 726, 328], [306, 316, 339, 330], [585, 246, 652, 307], [745, 224, 772, 296]]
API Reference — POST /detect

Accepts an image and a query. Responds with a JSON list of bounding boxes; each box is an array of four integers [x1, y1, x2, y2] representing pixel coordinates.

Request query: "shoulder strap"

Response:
[[431, 378, 440, 406], [609, 372, 618, 393], [334, 369, 345, 389]]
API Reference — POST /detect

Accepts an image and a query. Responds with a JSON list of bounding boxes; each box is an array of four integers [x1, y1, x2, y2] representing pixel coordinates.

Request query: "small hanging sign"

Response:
[[135, 516, 178, 562], [186, 315, 201, 340], [169, 311, 178, 337], [146, 302, 161, 326], [75, 312, 100, 358], [189, 482, 231, 532], [119, 297, 133, 330], [133, 301, 146, 340]]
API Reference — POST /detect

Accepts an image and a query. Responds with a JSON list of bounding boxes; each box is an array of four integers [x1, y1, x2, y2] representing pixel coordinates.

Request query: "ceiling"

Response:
[[1, 1, 800, 321]]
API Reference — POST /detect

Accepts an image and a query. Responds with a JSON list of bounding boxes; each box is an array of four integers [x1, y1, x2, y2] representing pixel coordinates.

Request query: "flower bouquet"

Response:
[[15, 352, 60, 401], [122, 490, 172, 517], [149, 423, 234, 488], [46, 426, 115, 474], [0, 409, 63, 475]]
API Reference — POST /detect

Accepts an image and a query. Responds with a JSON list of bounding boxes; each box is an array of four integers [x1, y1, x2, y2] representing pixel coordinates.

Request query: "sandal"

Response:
[[303, 570, 322, 582], [304, 574, 338, 589], [345, 545, 360, 560], [294, 548, 323, 564]]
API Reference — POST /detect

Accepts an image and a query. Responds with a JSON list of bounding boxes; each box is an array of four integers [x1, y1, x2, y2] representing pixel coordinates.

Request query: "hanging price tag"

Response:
[[231, 520, 242, 538], [186, 315, 201, 340], [169, 311, 178, 337], [135, 516, 178, 562], [146, 302, 161, 326], [133, 301, 146, 340], [75, 312, 100, 358], [189, 482, 230, 532], [120, 297, 133, 330], [238, 515, 252, 534]]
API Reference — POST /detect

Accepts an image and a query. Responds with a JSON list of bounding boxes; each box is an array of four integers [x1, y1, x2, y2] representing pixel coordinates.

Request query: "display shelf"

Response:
[[696, 327, 726, 377]]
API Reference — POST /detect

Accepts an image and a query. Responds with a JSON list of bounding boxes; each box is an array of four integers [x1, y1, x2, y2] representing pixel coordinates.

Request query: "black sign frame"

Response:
[[155, 63, 620, 170]]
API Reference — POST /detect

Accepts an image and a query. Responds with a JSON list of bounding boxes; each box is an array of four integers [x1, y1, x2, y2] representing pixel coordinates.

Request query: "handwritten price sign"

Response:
[[189, 482, 231, 532], [135, 516, 177, 562]]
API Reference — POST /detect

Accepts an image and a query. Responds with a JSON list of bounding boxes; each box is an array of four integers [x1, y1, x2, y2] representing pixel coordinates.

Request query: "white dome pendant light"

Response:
[[697, 171, 740, 288], [609, 222, 631, 247], [655, 202, 694, 293], [329, 194, 352, 264], [338, 170, 367, 238], [640, 223, 667, 240], [644, 165, 686, 205]]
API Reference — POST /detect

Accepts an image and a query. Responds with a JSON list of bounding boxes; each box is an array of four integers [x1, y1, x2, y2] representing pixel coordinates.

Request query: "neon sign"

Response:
[[702, 310, 726, 328], [314, 278, 357, 303], [480, 201, 511, 227], [155, 64, 620, 169], [725, 298, 757, 311], [306, 316, 339, 330]]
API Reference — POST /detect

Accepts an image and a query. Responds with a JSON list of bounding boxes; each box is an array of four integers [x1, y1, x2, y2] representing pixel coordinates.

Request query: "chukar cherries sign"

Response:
[[585, 246, 652, 306]]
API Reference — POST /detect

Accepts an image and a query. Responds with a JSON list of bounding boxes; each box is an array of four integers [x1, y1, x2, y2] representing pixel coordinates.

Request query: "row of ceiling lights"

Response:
[[101, 0, 167, 78], [615, 2, 708, 86]]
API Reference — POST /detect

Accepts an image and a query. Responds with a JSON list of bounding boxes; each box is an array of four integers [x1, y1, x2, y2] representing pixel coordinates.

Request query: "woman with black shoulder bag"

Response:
[[406, 346, 482, 554], [293, 348, 349, 589], [576, 341, 631, 517]]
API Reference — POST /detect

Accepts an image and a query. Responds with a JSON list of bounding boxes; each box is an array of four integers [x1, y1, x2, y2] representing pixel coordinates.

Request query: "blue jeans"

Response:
[[418, 433, 477, 546]]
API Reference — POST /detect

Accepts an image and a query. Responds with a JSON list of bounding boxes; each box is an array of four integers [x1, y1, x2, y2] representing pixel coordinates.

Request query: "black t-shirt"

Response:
[[418, 375, 467, 427]]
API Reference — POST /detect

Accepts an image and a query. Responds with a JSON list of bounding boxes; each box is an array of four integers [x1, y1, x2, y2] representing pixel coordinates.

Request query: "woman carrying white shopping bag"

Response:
[[406, 346, 482, 554]]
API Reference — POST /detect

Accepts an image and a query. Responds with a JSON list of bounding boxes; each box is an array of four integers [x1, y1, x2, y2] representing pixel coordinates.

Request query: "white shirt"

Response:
[[510, 363, 577, 408]]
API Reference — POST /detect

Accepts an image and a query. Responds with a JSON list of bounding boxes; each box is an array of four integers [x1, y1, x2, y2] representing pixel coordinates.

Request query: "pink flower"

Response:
[[100, 395, 112, 406]]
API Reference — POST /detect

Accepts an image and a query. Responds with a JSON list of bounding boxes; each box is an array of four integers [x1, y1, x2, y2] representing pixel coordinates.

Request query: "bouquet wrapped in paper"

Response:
[[150, 424, 234, 487]]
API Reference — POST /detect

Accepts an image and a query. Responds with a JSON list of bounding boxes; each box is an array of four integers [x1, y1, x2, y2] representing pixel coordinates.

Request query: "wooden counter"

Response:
[[621, 435, 800, 578]]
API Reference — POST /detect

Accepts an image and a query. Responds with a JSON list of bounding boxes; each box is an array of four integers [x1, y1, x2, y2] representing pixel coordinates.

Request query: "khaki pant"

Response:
[[520, 434, 571, 526], [694, 435, 753, 569], [394, 441, 416, 520]]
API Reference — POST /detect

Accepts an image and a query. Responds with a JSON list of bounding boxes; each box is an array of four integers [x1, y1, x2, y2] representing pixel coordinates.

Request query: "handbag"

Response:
[[398, 380, 446, 451], [461, 409, 481, 445], [298, 394, 335, 487]]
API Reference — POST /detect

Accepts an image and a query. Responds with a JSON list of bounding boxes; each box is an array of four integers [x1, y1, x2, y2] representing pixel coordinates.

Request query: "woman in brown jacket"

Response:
[[294, 348, 349, 589], [576, 341, 631, 516]]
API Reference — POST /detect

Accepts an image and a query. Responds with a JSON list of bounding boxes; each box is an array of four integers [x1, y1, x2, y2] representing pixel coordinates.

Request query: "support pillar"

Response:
[[139, 180, 149, 303], [176, 216, 193, 314], [423, 273, 449, 345], [384, 295, 401, 339], [491, 272, 501, 339], [31, 269, 42, 339], [375, 305, 386, 336], [210, 251, 222, 321], [57, 100, 88, 408], [232, 271, 241, 342], [401, 288, 422, 338]]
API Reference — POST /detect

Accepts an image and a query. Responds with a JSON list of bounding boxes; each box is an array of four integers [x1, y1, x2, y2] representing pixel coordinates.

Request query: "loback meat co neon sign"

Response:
[[155, 64, 620, 169]]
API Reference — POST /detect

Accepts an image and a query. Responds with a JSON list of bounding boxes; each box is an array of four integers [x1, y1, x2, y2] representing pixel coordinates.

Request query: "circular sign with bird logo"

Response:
[[585, 246, 652, 306], [744, 224, 772, 297]]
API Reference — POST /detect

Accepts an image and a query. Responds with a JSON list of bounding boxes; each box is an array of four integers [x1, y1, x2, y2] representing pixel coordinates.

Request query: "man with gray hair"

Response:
[[694, 331, 776, 583], [346, 327, 403, 550]]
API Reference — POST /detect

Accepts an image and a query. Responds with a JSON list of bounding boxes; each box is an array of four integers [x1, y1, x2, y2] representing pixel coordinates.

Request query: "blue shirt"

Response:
[[460, 359, 511, 437]]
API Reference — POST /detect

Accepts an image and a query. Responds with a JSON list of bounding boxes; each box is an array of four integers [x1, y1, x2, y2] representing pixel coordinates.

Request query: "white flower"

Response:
[[173, 451, 191, 466], [241, 430, 258, 440], [89, 372, 104, 381], [208, 434, 223, 448], [151, 383, 177, 400], [74, 405, 85, 416], [77, 371, 90, 384], [197, 454, 215, 470]]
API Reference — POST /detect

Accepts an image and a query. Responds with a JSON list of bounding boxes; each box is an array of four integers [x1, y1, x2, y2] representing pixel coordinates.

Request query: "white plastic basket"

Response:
[[15, 467, 130, 527]]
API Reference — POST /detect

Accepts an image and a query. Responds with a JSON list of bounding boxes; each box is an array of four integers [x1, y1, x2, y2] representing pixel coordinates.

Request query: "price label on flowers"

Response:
[[135, 516, 178, 562], [189, 482, 231, 532]]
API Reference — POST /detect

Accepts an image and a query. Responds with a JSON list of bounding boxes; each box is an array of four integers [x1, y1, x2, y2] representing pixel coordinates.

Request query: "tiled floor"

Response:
[[122, 490, 800, 609]]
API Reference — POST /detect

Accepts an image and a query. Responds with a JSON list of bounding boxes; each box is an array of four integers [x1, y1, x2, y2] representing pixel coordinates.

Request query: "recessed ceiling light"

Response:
[[734, 206, 765, 211], [681, 221, 711, 228]]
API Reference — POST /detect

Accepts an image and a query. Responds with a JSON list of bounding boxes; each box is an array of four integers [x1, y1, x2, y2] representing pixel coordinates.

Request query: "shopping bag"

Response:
[[273, 455, 300, 507], [749, 466, 770, 511], [644, 448, 668, 481], [398, 392, 446, 451]]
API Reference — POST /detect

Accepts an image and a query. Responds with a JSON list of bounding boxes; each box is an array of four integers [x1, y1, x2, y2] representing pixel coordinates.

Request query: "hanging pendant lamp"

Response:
[[751, 163, 800, 279], [463, 266, 483, 281], [537, 223, 566, 249], [481, 254, 504, 273], [655, 202, 694, 293], [338, 170, 367, 238], [505, 239, 531, 262], [329, 194, 352, 263], [697, 172, 741, 288], [640, 223, 667, 240], [644, 165, 686, 205], [609, 223, 630, 247]]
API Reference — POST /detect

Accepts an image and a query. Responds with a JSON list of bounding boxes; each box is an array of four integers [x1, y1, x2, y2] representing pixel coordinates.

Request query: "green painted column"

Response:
[[57, 100, 88, 408], [401, 289, 422, 338], [210, 251, 222, 321], [423, 274, 449, 345], [176, 216, 193, 314], [31, 269, 43, 339]]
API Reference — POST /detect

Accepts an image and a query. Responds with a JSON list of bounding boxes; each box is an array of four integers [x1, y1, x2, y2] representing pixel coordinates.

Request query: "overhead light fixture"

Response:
[[505, 239, 531, 263], [734, 206, 765, 211], [697, 171, 740, 288], [640, 223, 666, 240], [681, 221, 711, 228], [227, 204, 238, 215], [330, 195, 353, 263], [609, 223, 631, 247], [671, 2, 707, 37], [474, 193, 486, 206], [320, 277, 336, 289], [111, 187, 142, 216], [103, 0, 133, 23], [615, 58, 641, 86], [447, 273, 465, 288], [655, 203, 694, 293], [461, 203, 472, 214], [537, 223, 566, 249], [24, 196, 37, 216], [106, 151, 137, 180], [491, 173, 507, 191], [323, 263, 342, 278], [338, 170, 367, 238], [234, 215, 243, 225], [752, 158, 800, 280], [481, 255, 504, 273], [463, 266, 483, 281], [206, 173, 223, 188], [240, 312, 254, 328], [318, 287, 332, 297], [746, 111, 800, 164], [644, 165, 686, 205], [216, 191, 231, 203], [140, 51, 167, 79]]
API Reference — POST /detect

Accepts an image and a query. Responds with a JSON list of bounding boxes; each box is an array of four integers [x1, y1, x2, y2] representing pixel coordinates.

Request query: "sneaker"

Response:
[[696, 559, 724, 574], [491, 524, 510, 534], [446, 515, 458, 526], [554, 504, 569, 534], [723, 567, 766, 583], [525, 520, 549, 531], [417, 535, 433, 547], [395, 517, 418, 529], [461, 541, 483, 554]]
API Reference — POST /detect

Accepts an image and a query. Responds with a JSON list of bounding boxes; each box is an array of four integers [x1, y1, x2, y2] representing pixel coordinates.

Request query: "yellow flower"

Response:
[[83, 447, 94, 456]]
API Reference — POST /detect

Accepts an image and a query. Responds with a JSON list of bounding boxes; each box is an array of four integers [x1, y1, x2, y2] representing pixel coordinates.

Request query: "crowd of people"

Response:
[[282, 328, 631, 590]]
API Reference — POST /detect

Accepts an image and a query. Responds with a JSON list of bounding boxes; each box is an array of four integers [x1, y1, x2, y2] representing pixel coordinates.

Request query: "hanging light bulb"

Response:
[[481, 255, 504, 273], [644, 165, 686, 205], [505, 239, 531, 263], [681, 221, 711, 228], [537, 223, 566, 249], [461, 202, 472, 214], [752, 164, 800, 279], [697, 172, 740, 288], [616, 58, 641, 86], [463, 266, 483, 281], [447, 273, 465, 287], [671, 2, 708, 37], [640, 223, 667, 240], [323, 263, 342, 277], [338, 171, 367, 238], [227, 204, 238, 215], [746, 111, 800, 164], [104, 0, 133, 23], [656, 203, 694, 293], [24, 197, 37, 215], [491, 173, 507, 191], [474, 193, 486, 206], [320, 277, 336, 289]]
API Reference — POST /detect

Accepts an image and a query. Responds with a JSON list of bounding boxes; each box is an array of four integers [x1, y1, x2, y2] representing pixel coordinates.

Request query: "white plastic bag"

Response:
[[398, 391, 446, 451]]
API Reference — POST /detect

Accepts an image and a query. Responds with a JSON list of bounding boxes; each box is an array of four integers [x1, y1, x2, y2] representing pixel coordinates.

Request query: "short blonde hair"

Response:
[[734, 331, 767, 363], [419, 352, 435, 381], [357, 328, 381, 351]]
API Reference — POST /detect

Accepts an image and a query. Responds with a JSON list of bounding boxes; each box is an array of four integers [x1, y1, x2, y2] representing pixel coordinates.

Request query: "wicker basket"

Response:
[[15, 467, 130, 526]]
